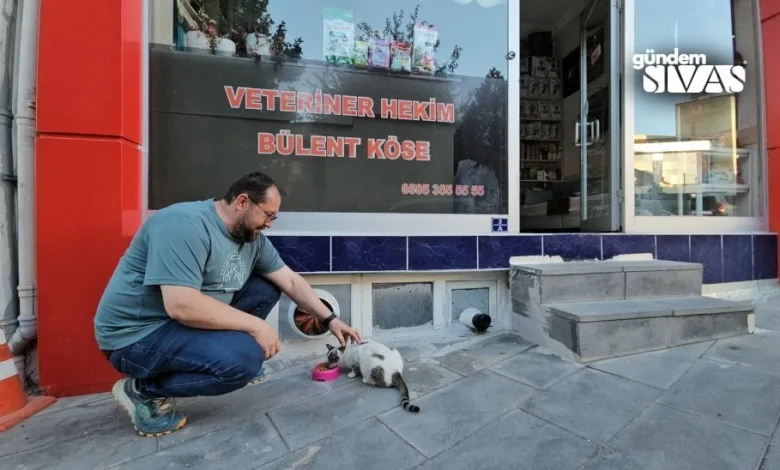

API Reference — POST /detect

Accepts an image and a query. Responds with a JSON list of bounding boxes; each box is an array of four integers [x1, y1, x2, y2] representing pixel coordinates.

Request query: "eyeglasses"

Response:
[[263, 210, 278, 222], [253, 201, 278, 222]]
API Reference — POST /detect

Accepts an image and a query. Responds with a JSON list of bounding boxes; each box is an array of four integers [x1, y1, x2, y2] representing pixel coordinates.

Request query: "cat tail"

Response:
[[391, 372, 420, 413]]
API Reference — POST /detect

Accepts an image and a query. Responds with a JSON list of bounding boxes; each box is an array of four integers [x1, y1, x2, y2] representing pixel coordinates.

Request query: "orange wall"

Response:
[[36, 0, 143, 396]]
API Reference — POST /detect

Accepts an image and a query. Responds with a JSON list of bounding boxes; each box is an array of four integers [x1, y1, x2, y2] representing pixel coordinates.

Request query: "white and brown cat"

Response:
[[326, 342, 420, 413]]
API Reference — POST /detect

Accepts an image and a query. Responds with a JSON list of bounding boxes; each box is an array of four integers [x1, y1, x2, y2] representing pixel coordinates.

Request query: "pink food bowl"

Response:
[[312, 362, 340, 382]]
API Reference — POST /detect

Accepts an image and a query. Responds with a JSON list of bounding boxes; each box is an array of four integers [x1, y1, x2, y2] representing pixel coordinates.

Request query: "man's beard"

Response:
[[231, 215, 259, 243]]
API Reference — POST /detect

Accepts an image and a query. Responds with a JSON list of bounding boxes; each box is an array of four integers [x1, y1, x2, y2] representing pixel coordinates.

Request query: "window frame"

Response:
[[145, 0, 521, 235], [621, 0, 769, 234]]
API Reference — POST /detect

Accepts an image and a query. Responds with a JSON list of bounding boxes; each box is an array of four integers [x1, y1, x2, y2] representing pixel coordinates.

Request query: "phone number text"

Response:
[[401, 183, 485, 197]]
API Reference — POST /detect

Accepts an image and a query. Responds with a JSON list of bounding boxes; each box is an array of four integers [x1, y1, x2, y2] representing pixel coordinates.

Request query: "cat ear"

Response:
[[326, 344, 335, 351]]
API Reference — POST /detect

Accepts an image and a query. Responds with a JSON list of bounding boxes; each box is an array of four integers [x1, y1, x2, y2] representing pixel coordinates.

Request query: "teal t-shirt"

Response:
[[94, 199, 286, 351]]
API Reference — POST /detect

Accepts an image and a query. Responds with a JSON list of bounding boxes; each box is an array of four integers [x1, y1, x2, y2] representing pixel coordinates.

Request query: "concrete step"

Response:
[[541, 296, 753, 362], [511, 259, 703, 305]]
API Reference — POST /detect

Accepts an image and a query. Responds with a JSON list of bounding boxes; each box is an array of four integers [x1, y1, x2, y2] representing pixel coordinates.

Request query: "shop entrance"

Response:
[[519, 0, 622, 233]]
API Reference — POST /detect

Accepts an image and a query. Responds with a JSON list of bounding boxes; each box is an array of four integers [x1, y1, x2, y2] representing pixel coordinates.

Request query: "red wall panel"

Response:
[[765, 15, 780, 151], [36, 137, 142, 396], [37, 1, 143, 396], [762, 0, 780, 21], [770, 149, 780, 231], [37, 0, 142, 144], [763, 11, 780, 276]]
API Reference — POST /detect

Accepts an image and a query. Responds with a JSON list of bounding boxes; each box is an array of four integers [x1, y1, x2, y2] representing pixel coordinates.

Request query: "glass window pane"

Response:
[[632, 0, 762, 217], [150, 0, 510, 215]]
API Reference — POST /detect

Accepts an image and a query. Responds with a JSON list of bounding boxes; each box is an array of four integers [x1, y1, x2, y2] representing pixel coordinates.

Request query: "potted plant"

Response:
[[246, 14, 273, 57]]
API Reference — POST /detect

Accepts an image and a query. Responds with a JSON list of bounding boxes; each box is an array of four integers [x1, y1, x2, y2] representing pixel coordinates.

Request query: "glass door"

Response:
[[576, 0, 622, 231]]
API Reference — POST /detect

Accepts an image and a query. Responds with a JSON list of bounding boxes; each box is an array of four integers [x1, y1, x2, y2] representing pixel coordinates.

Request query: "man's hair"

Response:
[[222, 171, 284, 204]]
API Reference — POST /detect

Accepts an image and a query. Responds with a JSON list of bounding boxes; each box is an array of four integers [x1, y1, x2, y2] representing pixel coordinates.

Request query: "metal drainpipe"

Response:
[[0, 0, 19, 373], [7, 0, 38, 372]]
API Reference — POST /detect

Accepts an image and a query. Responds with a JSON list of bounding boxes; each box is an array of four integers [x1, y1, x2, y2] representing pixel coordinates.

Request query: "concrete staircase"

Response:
[[509, 259, 755, 363]]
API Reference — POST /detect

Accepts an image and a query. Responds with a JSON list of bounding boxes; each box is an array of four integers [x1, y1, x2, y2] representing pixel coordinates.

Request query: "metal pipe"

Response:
[[0, 0, 19, 369], [8, 0, 38, 359]]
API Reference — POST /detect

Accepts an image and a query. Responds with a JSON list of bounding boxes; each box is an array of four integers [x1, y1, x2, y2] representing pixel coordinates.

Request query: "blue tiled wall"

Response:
[[267, 233, 779, 284]]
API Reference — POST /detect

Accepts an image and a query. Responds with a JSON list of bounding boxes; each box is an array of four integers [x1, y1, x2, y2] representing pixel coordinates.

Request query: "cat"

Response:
[[325, 342, 420, 413]]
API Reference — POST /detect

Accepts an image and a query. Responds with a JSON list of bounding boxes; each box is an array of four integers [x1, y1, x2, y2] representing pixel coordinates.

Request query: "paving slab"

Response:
[[704, 331, 780, 376], [433, 333, 534, 376], [35, 392, 111, 417], [159, 370, 331, 449], [267, 380, 400, 451], [657, 359, 780, 436], [489, 346, 583, 389], [258, 418, 425, 470], [378, 370, 535, 458], [588, 341, 712, 389], [381, 343, 423, 364], [120, 417, 288, 469], [583, 404, 768, 470], [7, 322, 780, 470], [755, 306, 780, 331], [418, 409, 598, 470], [401, 360, 463, 400], [520, 368, 662, 445], [759, 421, 780, 470], [0, 397, 134, 458], [0, 424, 157, 470]]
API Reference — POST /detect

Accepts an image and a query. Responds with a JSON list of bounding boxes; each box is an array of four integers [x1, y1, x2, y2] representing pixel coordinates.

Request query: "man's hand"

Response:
[[249, 320, 281, 360], [328, 317, 362, 346], [263, 267, 361, 346]]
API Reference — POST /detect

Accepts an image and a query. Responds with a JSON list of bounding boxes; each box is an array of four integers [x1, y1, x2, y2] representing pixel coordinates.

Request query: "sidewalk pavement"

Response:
[[3, 291, 780, 470]]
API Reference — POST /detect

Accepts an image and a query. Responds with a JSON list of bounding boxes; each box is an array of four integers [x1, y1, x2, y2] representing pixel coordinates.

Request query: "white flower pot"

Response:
[[216, 38, 236, 56], [185, 31, 209, 52], [246, 33, 272, 57]]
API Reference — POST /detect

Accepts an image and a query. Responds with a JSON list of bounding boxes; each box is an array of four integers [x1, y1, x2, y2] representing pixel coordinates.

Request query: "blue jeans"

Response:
[[106, 275, 281, 398]]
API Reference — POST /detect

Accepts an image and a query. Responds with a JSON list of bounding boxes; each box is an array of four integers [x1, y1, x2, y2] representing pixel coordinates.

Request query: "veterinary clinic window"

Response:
[[631, 0, 763, 218], [148, 0, 510, 215]]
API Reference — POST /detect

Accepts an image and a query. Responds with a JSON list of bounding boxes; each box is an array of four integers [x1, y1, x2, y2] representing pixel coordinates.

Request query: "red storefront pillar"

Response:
[[36, 0, 144, 396], [763, 0, 780, 278]]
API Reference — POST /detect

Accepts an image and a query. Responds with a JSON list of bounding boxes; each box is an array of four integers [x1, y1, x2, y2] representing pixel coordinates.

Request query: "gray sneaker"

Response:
[[112, 378, 187, 437], [248, 367, 266, 386]]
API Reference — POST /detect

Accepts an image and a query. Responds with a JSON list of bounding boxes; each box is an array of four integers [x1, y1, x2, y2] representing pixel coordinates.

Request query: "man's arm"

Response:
[[255, 236, 361, 345], [263, 266, 362, 346], [143, 218, 273, 336], [253, 236, 330, 320], [262, 265, 333, 320], [161, 285, 280, 358], [160, 285, 265, 332]]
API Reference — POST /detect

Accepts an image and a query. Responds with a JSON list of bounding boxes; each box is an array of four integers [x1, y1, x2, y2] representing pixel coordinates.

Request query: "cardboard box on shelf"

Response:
[[550, 78, 561, 99], [528, 77, 540, 99], [532, 56, 548, 77], [550, 103, 562, 120], [547, 58, 559, 78], [527, 101, 539, 118], [540, 79, 551, 99], [539, 102, 551, 120]]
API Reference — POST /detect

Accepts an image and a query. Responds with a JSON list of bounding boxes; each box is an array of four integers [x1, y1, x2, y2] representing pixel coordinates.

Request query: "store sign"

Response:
[[148, 47, 507, 215], [632, 48, 745, 94], [224, 86, 456, 161]]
